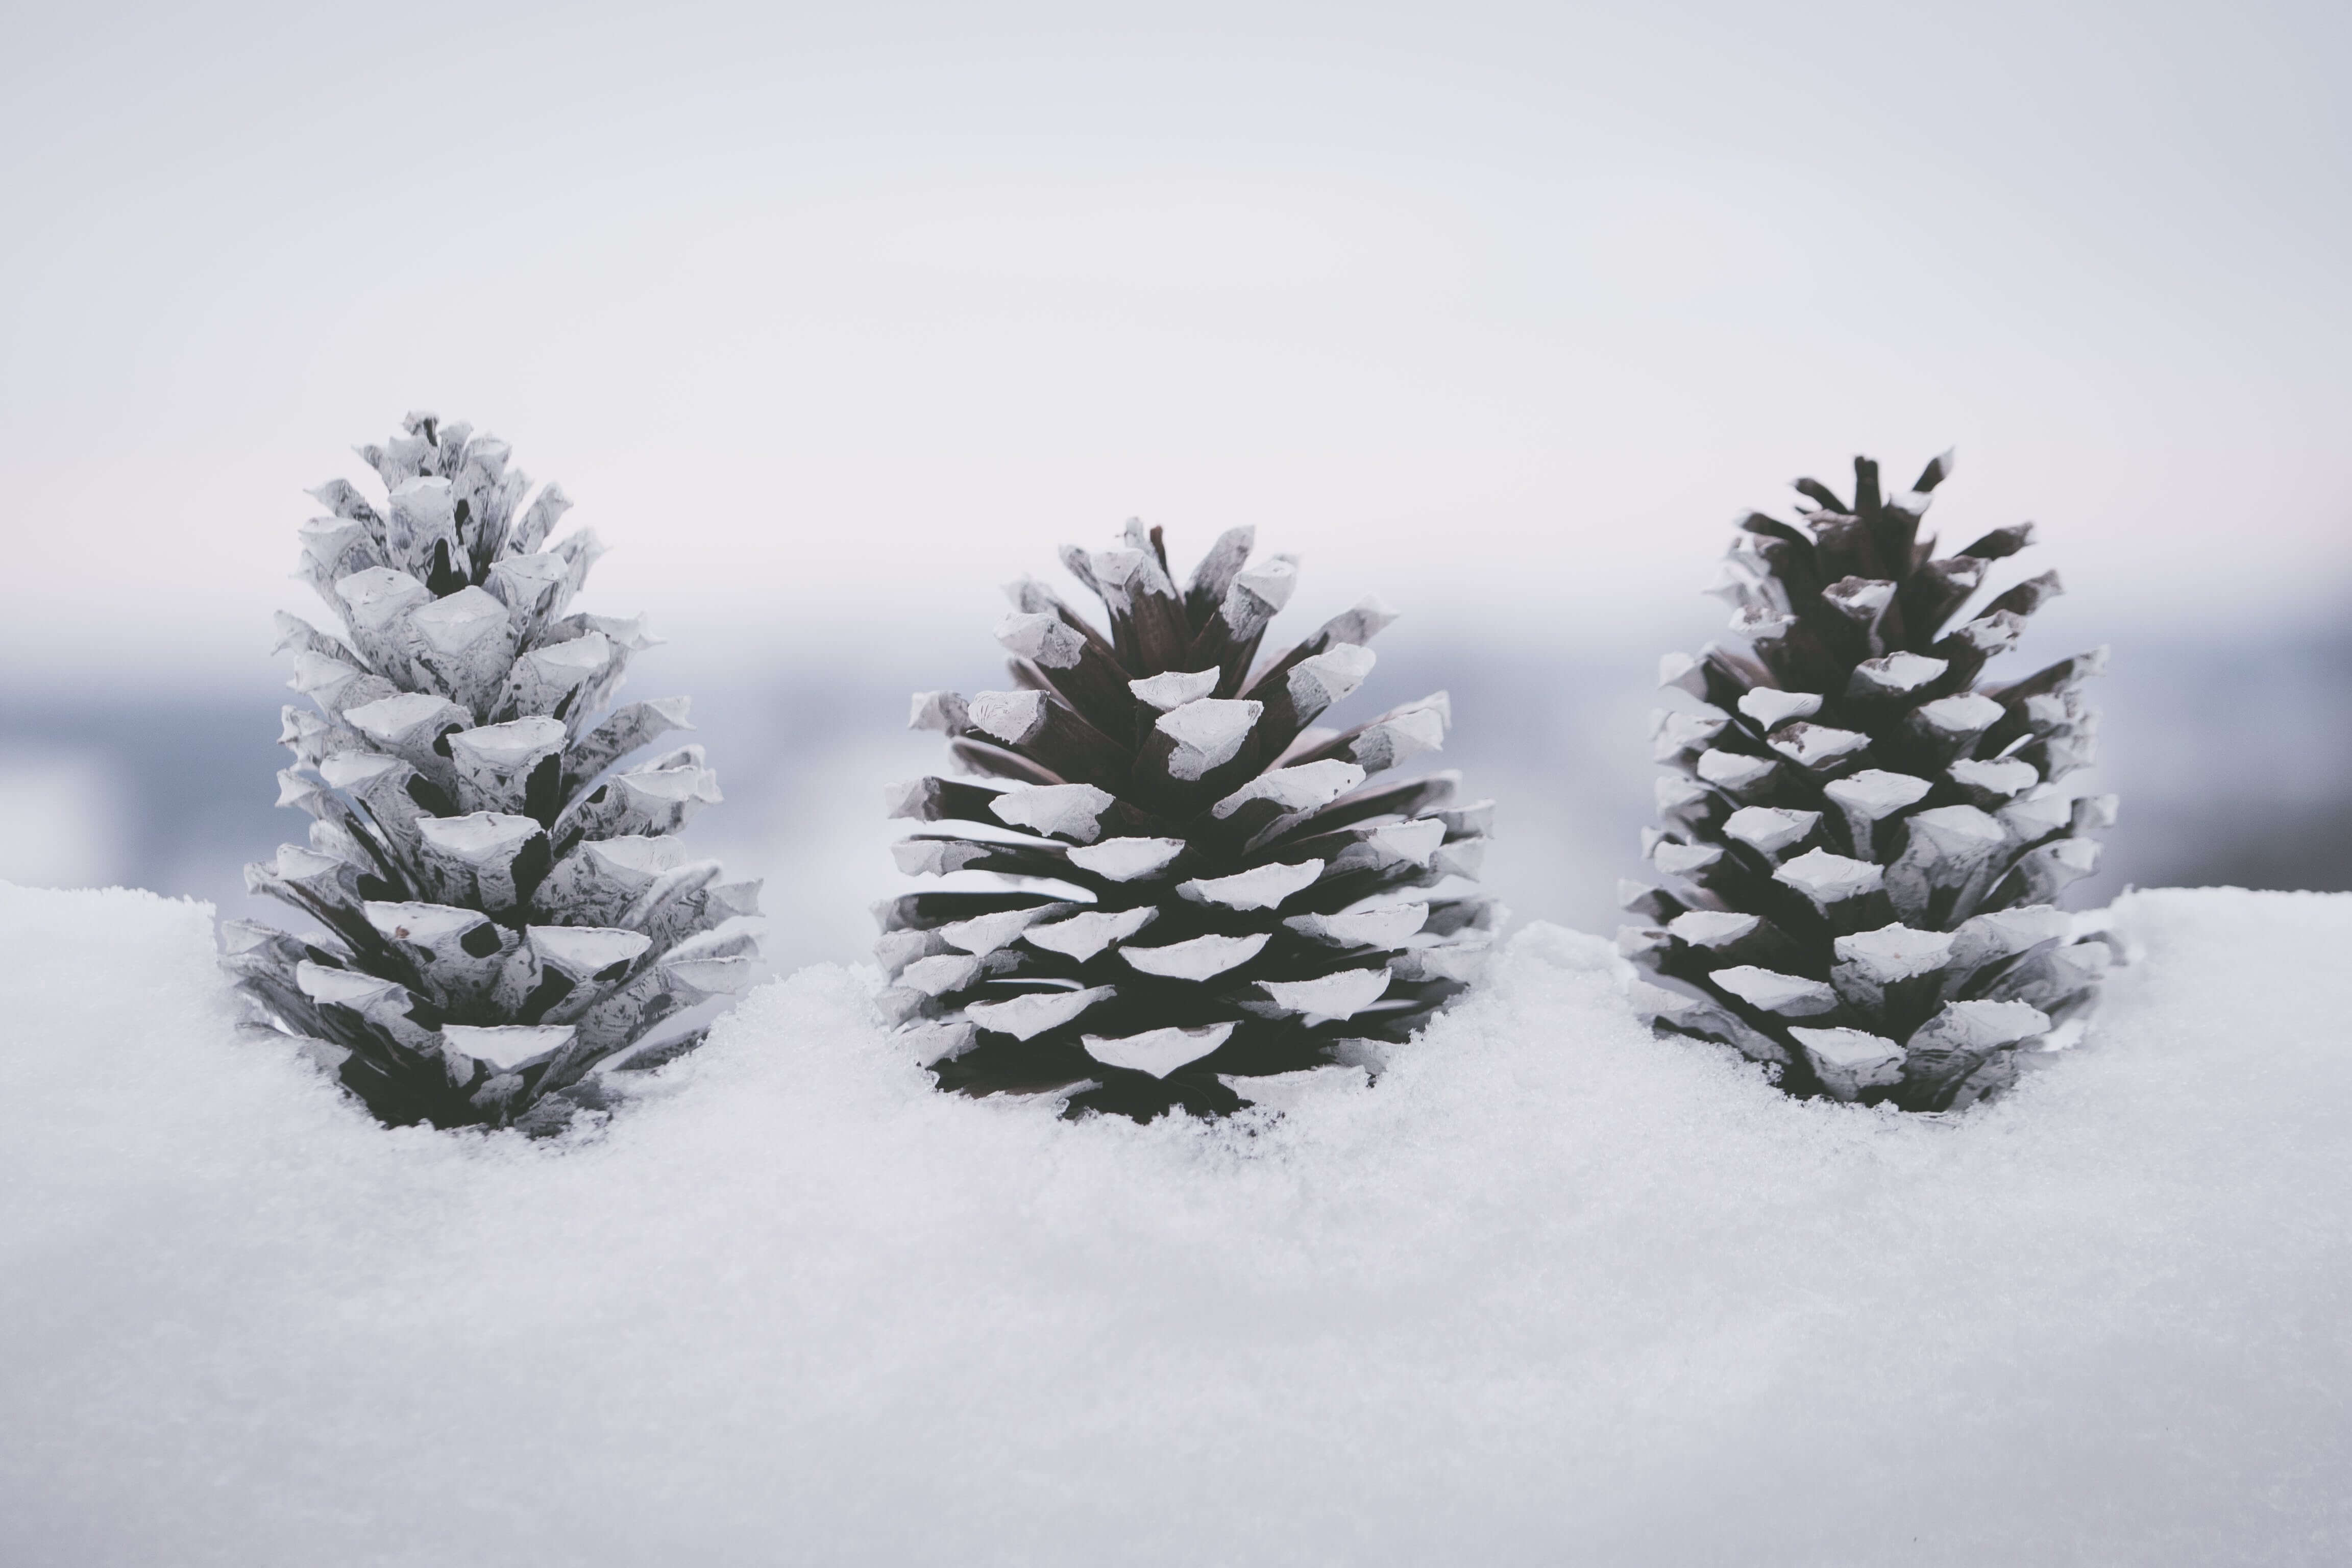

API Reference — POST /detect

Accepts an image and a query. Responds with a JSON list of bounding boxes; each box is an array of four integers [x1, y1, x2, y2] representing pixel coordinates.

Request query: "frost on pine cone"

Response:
[[1622, 453, 2114, 1112], [223, 412, 762, 1135], [880, 522, 1494, 1121]]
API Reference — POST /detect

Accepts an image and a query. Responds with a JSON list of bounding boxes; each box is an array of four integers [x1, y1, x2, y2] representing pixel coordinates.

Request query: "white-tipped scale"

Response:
[[1652, 708, 1729, 761], [969, 690, 1047, 746], [1788, 1027, 1906, 1099], [1737, 688, 1822, 729], [1157, 698, 1263, 780], [988, 783, 1115, 842], [963, 985, 1116, 1041], [1212, 761, 1366, 821], [440, 1023, 576, 1072], [937, 907, 1059, 957], [1833, 923, 1955, 984], [891, 840, 999, 876], [1724, 806, 1820, 857], [1287, 643, 1377, 712], [1285, 901, 1428, 949], [1178, 859, 1325, 911], [1024, 907, 1158, 961], [895, 954, 986, 998], [1668, 910, 1761, 950], [1768, 724, 1871, 770], [1913, 692, 2005, 738], [1849, 652, 1948, 698], [1774, 848, 1885, 906], [1129, 669, 1221, 712], [1909, 999, 2051, 1056], [1696, 749, 1777, 792], [1120, 932, 1269, 981], [1651, 840, 1724, 877], [1712, 965, 1840, 1017], [995, 611, 1086, 669], [908, 691, 970, 734], [1255, 967, 1392, 1024], [1950, 758, 2041, 800], [1065, 838, 1187, 881], [1081, 1022, 1235, 1079]]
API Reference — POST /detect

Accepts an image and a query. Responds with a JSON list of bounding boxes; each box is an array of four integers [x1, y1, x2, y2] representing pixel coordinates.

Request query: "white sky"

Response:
[[4, 0, 2348, 686]]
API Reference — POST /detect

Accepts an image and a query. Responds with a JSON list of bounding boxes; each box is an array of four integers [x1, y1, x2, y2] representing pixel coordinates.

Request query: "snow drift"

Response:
[[1, 881, 2345, 1565]]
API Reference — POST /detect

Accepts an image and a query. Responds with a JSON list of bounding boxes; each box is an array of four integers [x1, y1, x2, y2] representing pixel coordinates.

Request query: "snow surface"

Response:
[[2, 881, 2347, 1566]]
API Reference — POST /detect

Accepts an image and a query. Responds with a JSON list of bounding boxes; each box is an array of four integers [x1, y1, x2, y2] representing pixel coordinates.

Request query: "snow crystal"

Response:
[[1, 884, 2347, 1565]]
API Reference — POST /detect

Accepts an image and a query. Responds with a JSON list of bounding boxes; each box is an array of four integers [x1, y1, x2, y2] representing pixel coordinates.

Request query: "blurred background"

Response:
[[4, 0, 2348, 979]]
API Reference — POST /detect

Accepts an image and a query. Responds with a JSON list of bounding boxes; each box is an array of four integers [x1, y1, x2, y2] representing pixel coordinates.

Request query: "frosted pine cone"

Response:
[[881, 521, 1494, 1121], [224, 412, 762, 1134], [1623, 453, 2114, 1111]]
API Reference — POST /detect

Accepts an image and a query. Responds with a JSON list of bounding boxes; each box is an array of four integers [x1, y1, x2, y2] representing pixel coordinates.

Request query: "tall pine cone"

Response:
[[223, 412, 762, 1135], [1622, 453, 2114, 1112], [881, 521, 1494, 1121]]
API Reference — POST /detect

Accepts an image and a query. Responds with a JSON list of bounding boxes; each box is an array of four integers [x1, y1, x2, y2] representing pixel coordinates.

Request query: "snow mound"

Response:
[[2, 883, 2346, 1565]]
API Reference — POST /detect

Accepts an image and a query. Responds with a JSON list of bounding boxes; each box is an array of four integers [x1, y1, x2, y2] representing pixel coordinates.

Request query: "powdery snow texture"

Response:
[[1, 883, 2345, 1565]]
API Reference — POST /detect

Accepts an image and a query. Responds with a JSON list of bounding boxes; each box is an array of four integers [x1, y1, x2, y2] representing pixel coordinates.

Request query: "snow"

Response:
[[3, 881, 2348, 1565]]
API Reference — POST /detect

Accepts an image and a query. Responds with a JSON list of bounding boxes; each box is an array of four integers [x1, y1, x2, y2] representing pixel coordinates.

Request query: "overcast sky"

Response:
[[4, 0, 2347, 685]]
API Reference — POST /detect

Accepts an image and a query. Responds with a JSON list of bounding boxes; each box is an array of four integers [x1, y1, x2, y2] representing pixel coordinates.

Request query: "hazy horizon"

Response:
[[6, 0, 2350, 685]]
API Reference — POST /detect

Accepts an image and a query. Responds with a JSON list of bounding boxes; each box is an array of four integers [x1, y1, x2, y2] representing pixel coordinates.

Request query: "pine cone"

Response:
[[224, 412, 762, 1134], [881, 521, 1494, 1121], [1622, 453, 2114, 1112]]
